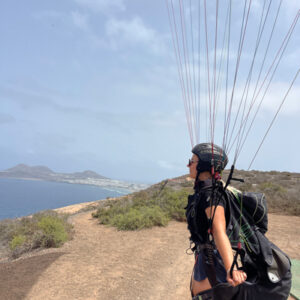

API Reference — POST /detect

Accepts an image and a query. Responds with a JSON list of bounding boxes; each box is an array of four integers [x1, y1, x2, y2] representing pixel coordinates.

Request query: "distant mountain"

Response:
[[0, 164, 107, 180], [71, 170, 107, 180], [3, 164, 55, 178], [0, 164, 149, 193]]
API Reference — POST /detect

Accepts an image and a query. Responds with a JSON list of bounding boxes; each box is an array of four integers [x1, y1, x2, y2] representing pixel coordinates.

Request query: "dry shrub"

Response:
[[0, 211, 73, 259]]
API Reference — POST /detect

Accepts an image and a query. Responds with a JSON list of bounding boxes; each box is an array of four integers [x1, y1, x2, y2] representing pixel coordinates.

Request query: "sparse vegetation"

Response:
[[37, 215, 69, 247], [92, 182, 191, 230], [111, 206, 169, 230], [9, 234, 26, 251], [93, 170, 300, 231], [0, 210, 73, 258], [259, 182, 287, 195], [226, 170, 300, 216]]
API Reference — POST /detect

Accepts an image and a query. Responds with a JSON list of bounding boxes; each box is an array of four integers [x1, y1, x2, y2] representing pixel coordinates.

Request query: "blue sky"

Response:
[[0, 0, 299, 183]]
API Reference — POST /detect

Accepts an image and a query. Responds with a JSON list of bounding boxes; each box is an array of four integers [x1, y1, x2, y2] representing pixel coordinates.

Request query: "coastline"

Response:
[[0, 178, 128, 221], [0, 176, 147, 194], [53, 200, 102, 215], [53, 196, 123, 215]]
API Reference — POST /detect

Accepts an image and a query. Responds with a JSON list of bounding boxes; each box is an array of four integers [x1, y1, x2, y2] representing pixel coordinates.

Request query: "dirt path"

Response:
[[0, 211, 299, 300]]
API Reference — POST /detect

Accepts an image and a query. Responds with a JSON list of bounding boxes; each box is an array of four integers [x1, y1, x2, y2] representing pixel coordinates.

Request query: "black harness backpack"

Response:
[[186, 182, 292, 300]]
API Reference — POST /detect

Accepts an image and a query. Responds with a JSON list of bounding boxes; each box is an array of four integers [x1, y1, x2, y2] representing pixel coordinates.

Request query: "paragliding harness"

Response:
[[187, 165, 291, 300]]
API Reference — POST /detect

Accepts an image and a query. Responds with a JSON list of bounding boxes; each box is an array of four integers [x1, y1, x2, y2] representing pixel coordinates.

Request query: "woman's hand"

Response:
[[226, 269, 247, 287]]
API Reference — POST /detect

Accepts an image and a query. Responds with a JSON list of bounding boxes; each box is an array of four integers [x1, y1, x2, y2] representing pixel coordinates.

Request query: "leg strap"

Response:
[[192, 289, 213, 300]]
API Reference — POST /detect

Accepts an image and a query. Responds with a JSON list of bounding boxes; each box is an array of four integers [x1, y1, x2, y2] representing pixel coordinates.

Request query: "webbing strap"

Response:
[[202, 244, 218, 287], [192, 289, 213, 300]]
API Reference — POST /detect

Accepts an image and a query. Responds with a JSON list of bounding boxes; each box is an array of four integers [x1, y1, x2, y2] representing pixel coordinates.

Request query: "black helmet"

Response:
[[192, 143, 228, 174]]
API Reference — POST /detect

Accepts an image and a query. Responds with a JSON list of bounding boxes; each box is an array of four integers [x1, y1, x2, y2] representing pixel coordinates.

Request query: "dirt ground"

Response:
[[0, 206, 299, 300]]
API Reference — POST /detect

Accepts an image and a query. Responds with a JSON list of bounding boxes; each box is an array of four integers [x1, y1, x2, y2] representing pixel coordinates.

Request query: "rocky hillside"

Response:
[[143, 169, 300, 216]]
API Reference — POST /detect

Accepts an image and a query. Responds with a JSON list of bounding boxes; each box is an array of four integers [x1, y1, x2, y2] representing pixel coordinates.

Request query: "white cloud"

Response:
[[261, 81, 300, 115], [176, 78, 300, 147], [105, 17, 166, 54], [74, 0, 125, 13], [157, 160, 180, 171], [212, 80, 300, 117], [251, 0, 262, 12], [69, 11, 106, 48], [282, 0, 299, 18], [71, 11, 89, 31]]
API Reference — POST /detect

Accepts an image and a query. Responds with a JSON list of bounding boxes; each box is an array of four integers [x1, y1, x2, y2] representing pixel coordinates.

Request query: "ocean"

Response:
[[0, 178, 127, 220]]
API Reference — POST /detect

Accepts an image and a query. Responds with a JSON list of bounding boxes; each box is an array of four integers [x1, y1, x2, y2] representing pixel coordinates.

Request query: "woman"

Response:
[[185, 143, 247, 298]]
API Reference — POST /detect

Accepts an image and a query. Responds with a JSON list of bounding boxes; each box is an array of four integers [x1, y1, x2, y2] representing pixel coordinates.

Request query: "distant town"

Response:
[[0, 164, 149, 193]]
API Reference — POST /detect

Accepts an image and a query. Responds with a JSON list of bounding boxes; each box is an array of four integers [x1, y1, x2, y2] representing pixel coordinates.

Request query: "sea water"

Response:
[[0, 178, 127, 220]]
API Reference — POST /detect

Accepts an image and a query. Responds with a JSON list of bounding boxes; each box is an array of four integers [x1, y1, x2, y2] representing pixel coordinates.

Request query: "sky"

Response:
[[0, 0, 299, 183]]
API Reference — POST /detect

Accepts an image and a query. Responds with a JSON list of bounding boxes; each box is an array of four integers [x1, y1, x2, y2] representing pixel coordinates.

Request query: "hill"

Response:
[[157, 169, 300, 216], [0, 164, 149, 193], [0, 164, 107, 180], [92, 169, 299, 233]]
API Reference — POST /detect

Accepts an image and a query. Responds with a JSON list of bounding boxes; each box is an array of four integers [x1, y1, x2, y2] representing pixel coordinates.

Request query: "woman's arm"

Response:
[[205, 205, 247, 286]]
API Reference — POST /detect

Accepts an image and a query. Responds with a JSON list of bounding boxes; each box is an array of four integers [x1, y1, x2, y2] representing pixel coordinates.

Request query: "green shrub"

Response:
[[0, 219, 20, 243], [111, 206, 169, 230], [93, 185, 189, 230], [37, 216, 68, 247], [259, 182, 286, 193], [92, 200, 131, 225], [258, 182, 287, 201], [9, 234, 26, 250], [159, 188, 189, 221], [0, 211, 73, 259]]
